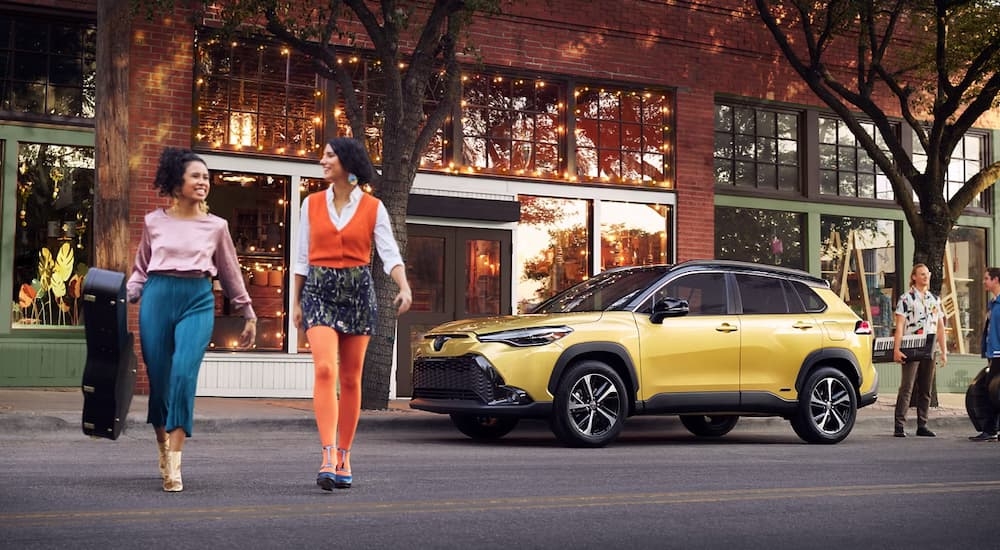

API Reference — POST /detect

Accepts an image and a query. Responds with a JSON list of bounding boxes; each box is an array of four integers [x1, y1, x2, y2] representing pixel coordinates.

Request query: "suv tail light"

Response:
[[854, 320, 872, 335]]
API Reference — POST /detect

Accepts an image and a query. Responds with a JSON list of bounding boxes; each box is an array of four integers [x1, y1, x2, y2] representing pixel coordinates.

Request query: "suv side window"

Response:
[[736, 274, 788, 314], [789, 280, 827, 313], [655, 272, 728, 315]]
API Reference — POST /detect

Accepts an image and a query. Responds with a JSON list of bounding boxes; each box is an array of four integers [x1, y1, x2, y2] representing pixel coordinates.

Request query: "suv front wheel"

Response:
[[790, 366, 857, 444], [550, 360, 628, 448]]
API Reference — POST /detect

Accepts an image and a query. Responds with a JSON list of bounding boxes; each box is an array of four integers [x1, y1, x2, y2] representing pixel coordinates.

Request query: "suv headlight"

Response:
[[478, 326, 573, 347]]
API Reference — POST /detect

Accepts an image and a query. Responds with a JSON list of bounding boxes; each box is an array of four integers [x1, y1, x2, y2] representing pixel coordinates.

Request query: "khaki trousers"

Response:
[[894, 357, 935, 429]]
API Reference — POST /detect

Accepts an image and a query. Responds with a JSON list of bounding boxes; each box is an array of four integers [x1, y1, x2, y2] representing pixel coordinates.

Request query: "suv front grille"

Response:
[[412, 354, 498, 403]]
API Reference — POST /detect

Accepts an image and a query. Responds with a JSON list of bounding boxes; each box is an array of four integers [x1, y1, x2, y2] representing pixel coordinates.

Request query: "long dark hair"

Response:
[[326, 138, 375, 184]]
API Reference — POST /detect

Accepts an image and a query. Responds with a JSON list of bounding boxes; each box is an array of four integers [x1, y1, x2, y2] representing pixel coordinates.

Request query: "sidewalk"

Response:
[[0, 387, 974, 437]]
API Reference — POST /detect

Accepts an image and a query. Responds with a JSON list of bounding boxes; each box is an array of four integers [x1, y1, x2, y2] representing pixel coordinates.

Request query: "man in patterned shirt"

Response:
[[892, 263, 948, 437]]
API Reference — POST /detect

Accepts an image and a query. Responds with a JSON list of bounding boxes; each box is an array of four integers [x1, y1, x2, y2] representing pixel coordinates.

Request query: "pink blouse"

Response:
[[127, 208, 256, 320]]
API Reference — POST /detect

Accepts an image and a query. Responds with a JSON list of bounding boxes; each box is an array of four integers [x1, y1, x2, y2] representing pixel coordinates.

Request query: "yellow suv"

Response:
[[409, 260, 877, 447]]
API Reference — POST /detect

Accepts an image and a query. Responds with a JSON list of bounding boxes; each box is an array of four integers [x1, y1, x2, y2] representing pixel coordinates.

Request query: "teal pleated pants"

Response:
[[139, 274, 215, 437]]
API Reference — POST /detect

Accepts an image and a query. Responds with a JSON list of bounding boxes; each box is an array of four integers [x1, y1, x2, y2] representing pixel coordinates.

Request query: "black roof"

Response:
[[669, 259, 828, 287]]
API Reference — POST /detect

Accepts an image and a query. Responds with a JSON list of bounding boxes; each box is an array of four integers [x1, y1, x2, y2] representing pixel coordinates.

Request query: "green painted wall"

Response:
[[0, 338, 86, 386], [875, 354, 983, 395], [1, 126, 93, 387]]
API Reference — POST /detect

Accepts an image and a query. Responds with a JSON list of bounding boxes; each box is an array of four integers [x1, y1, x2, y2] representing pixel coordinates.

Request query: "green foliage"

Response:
[[754, 0, 1000, 293]]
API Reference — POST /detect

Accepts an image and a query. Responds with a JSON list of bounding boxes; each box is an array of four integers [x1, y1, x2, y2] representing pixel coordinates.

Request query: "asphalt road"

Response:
[[2, 418, 997, 550]]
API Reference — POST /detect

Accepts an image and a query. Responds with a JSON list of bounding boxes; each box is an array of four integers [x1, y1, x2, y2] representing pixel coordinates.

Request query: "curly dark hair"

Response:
[[327, 137, 375, 183], [153, 147, 207, 197]]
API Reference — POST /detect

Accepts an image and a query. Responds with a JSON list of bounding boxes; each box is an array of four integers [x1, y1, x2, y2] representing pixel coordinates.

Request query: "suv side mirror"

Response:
[[650, 297, 689, 324]]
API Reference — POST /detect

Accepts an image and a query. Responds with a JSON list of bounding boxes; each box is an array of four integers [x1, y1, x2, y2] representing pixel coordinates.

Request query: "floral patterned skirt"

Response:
[[301, 265, 377, 335]]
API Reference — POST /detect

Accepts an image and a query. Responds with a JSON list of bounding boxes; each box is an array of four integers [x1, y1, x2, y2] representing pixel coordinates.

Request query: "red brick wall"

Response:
[[454, 1, 906, 262], [122, 0, 923, 389], [26, 1, 982, 391], [125, 8, 198, 392]]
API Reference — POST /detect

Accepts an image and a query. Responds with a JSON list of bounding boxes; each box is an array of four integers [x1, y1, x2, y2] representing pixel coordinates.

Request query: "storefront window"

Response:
[[295, 177, 327, 352], [462, 74, 564, 179], [818, 116, 894, 200], [945, 227, 987, 355], [714, 103, 799, 192], [820, 215, 898, 337], [715, 207, 804, 269], [12, 143, 94, 328], [0, 14, 96, 120], [600, 202, 671, 269], [913, 131, 989, 209], [194, 33, 321, 158], [207, 171, 289, 351], [575, 86, 672, 187], [517, 195, 590, 312]]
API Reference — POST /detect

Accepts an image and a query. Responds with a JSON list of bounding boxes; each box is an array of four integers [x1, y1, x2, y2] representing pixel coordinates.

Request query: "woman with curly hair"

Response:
[[127, 147, 256, 492], [292, 137, 412, 491]]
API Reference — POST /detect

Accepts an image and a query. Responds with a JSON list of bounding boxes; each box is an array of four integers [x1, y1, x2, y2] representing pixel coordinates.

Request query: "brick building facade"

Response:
[[1, 0, 998, 396]]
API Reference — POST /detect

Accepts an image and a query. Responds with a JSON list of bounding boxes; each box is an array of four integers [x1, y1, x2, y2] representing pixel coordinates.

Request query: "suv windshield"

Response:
[[532, 266, 669, 313]]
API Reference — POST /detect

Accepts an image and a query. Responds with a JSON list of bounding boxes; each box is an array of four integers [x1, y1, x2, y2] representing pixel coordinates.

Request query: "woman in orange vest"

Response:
[[292, 137, 412, 490]]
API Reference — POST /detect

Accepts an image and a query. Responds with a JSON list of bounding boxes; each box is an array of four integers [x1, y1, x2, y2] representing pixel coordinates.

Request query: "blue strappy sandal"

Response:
[[316, 445, 336, 491], [333, 448, 352, 489]]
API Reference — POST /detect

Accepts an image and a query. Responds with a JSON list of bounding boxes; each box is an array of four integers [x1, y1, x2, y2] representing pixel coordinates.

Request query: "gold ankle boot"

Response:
[[163, 450, 183, 492], [157, 439, 170, 482]]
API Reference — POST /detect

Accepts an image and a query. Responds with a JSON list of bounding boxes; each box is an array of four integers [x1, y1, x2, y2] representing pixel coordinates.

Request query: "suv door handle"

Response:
[[715, 323, 738, 333], [792, 322, 815, 330]]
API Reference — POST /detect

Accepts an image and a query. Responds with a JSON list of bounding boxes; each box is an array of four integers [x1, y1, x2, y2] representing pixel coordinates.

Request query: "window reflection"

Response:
[[409, 236, 445, 313], [715, 207, 804, 269], [208, 172, 289, 351], [820, 216, 897, 337], [194, 33, 320, 158], [295, 177, 326, 352], [466, 239, 501, 315], [575, 87, 672, 187], [818, 117, 894, 200], [946, 227, 987, 355], [517, 196, 590, 313], [714, 103, 798, 192], [0, 15, 96, 119], [13, 143, 94, 328], [913, 131, 988, 209], [600, 202, 671, 269], [461, 74, 564, 178]]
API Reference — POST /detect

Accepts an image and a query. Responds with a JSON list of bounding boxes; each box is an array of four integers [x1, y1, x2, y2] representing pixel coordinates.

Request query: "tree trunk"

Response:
[[94, 0, 131, 274], [360, 177, 412, 410]]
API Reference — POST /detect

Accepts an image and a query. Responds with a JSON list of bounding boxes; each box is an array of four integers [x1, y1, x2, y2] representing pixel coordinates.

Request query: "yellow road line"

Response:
[[4, 480, 1000, 527]]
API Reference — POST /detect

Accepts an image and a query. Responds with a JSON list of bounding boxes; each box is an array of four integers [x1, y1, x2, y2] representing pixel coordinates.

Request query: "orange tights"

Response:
[[307, 326, 371, 458]]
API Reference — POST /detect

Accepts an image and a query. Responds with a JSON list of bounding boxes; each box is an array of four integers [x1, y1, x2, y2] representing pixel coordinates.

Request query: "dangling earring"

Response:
[[348, 173, 358, 186]]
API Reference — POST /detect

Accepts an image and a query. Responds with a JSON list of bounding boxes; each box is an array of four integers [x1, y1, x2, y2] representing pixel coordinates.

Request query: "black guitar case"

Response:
[[965, 366, 1000, 433], [80, 268, 138, 440]]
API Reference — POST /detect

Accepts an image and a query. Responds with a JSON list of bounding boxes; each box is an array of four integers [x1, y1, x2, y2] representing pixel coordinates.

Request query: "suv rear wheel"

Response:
[[790, 366, 857, 444], [550, 360, 627, 448]]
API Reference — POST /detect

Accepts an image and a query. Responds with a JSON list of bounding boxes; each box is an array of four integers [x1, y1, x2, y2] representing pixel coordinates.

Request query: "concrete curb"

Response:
[[0, 408, 976, 437]]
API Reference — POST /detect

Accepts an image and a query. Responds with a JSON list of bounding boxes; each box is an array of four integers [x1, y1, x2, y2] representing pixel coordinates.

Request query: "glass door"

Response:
[[395, 224, 512, 396]]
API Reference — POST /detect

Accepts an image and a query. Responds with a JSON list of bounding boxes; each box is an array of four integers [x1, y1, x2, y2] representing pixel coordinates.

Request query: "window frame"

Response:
[[817, 115, 896, 201], [193, 31, 322, 159], [0, 11, 97, 125], [714, 101, 801, 194]]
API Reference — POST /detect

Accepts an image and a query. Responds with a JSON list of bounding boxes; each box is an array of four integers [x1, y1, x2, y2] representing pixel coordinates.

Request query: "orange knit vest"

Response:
[[308, 191, 378, 268]]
